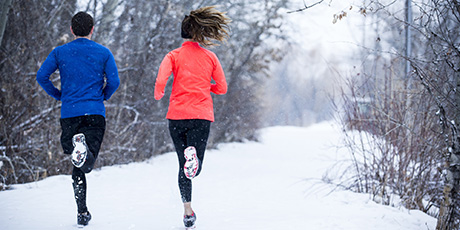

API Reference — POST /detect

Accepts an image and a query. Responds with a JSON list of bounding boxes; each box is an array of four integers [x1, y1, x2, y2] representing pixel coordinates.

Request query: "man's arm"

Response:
[[103, 52, 120, 100], [36, 49, 62, 100]]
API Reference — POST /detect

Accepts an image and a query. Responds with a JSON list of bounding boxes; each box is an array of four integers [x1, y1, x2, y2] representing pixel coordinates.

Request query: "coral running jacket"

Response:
[[154, 41, 227, 122]]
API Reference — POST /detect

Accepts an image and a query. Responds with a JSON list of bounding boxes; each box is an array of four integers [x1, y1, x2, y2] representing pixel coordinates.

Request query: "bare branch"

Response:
[[287, 0, 325, 14]]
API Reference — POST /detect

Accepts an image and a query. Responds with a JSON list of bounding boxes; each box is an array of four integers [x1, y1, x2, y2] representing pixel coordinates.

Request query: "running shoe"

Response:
[[77, 211, 91, 227], [71, 133, 87, 168], [184, 146, 199, 179], [183, 212, 196, 229]]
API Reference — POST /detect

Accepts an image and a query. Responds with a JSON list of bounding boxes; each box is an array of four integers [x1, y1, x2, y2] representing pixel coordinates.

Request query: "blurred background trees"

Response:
[[1, 0, 77, 188], [0, 0, 291, 188]]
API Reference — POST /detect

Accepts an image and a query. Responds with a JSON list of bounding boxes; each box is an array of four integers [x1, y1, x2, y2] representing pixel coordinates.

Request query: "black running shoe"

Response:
[[183, 212, 196, 229], [77, 211, 92, 227]]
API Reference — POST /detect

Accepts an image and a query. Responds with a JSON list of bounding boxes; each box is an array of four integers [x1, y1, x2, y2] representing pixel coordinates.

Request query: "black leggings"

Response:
[[169, 119, 211, 203], [60, 115, 106, 213]]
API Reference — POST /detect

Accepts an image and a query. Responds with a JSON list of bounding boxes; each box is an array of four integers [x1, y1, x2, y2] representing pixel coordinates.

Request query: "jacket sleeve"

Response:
[[154, 53, 174, 100], [210, 56, 227, 95], [103, 51, 120, 100], [36, 49, 62, 101]]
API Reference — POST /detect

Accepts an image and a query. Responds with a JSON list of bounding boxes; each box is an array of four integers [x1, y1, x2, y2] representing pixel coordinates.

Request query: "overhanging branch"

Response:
[[287, 0, 325, 13]]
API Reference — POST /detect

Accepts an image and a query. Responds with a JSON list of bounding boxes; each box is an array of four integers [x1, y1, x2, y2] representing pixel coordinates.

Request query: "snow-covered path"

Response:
[[0, 122, 436, 229]]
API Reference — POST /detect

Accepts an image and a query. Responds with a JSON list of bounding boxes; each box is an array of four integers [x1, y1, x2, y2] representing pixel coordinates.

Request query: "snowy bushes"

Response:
[[336, 69, 444, 215], [335, 0, 460, 228]]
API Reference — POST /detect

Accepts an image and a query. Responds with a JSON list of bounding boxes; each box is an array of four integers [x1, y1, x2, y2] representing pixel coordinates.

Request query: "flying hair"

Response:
[[181, 6, 231, 47]]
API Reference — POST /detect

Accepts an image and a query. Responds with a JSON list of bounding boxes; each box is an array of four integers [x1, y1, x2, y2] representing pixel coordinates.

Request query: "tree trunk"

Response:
[[437, 68, 460, 230], [94, 0, 118, 44], [0, 0, 12, 46]]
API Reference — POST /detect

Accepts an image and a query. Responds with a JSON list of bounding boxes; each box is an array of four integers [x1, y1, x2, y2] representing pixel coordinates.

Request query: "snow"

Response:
[[0, 122, 436, 229]]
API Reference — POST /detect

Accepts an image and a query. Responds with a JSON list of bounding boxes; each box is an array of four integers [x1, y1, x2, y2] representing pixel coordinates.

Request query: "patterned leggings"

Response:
[[168, 119, 211, 203]]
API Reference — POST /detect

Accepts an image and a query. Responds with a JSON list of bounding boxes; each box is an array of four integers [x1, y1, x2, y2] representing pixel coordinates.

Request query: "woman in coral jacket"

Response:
[[154, 6, 230, 229]]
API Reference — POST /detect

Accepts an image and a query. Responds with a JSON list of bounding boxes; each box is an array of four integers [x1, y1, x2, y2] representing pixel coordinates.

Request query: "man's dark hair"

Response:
[[71, 12, 94, 36]]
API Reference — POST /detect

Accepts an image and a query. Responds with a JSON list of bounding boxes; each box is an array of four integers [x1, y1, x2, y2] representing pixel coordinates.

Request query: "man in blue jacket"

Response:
[[36, 11, 120, 227]]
